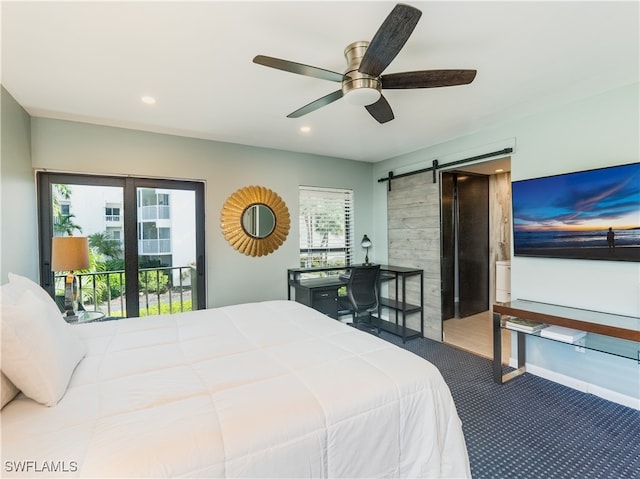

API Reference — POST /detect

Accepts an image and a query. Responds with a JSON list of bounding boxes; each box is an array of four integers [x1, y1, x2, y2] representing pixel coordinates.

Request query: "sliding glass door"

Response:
[[134, 180, 202, 316], [38, 173, 205, 318]]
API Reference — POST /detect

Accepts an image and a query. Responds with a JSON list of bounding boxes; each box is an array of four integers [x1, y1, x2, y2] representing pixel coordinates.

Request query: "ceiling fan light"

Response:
[[345, 87, 381, 106]]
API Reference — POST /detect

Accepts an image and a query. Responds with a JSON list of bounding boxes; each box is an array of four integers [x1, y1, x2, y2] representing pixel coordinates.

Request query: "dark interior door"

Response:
[[440, 173, 456, 320], [441, 172, 489, 320], [457, 174, 489, 317]]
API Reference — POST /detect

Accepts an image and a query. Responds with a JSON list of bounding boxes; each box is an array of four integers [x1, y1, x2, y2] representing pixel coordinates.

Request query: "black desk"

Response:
[[287, 265, 424, 342], [288, 275, 347, 318]]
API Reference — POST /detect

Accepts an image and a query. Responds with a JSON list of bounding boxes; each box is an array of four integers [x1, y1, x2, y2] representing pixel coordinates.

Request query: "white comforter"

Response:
[[1, 300, 470, 478]]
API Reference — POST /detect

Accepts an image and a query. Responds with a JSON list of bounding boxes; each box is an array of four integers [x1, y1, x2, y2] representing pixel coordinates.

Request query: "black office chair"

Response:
[[338, 264, 381, 332]]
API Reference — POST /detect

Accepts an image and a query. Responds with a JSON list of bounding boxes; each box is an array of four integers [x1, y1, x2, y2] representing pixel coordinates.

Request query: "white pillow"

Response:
[[1, 288, 87, 406], [1, 279, 25, 407], [1, 371, 20, 409], [8, 272, 60, 309], [1, 279, 24, 306]]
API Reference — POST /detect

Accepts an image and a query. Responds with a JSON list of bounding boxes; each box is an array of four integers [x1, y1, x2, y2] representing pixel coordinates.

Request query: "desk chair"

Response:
[[338, 264, 381, 332]]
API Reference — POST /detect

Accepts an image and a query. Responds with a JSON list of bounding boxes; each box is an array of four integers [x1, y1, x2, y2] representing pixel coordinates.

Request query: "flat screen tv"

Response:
[[512, 162, 640, 262]]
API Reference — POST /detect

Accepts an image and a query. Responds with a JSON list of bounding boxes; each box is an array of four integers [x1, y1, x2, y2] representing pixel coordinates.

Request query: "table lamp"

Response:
[[361, 234, 372, 265], [51, 236, 90, 317]]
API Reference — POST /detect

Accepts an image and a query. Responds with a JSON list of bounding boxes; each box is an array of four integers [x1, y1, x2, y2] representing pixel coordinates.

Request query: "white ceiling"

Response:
[[2, 1, 638, 163]]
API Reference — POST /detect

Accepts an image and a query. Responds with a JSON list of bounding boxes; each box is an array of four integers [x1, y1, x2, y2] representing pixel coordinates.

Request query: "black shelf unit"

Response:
[[375, 266, 424, 342]]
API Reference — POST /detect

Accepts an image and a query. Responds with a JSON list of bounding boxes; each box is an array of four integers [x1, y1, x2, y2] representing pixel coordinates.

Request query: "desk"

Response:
[[288, 275, 347, 318], [287, 265, 424, 342], [493, 299, 640, 384]]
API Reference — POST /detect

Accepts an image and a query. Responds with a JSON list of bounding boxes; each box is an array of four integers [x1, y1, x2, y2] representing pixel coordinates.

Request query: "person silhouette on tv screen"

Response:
[[606, 227, 615, 251]]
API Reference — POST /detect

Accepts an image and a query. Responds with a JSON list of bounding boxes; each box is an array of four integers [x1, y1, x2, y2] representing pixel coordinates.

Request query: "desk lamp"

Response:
[[51, 236, 90, 317], [361, 234, 372, 265]]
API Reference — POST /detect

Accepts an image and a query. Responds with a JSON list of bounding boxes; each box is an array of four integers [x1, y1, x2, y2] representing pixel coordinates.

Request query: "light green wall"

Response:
[[373, 83, 640, 404], [374, 83, 640, 317], [1, 87, 37, 283], [29, 118, 374, 307]]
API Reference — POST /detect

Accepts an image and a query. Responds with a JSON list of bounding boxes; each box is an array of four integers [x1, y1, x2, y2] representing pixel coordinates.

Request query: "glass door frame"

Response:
[[37, 172, 206, 318]]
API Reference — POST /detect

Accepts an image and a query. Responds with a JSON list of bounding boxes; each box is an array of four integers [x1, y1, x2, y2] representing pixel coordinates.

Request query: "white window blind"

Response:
[[299, 186, 353, 268]]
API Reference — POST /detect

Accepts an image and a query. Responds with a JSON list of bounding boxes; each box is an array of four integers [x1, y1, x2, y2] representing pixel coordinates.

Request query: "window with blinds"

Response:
[[299, 186, 353, 268]]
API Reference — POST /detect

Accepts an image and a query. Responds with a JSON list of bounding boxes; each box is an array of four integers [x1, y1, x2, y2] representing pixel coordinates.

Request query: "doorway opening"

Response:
[[440, 157, 512, 359]]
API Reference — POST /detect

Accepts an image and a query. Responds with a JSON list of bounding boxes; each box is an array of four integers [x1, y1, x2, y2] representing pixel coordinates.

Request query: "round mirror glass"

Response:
[[242, 203, 276, 238]]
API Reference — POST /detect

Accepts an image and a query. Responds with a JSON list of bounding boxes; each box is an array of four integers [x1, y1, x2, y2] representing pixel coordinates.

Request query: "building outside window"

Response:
[[105, 206, 120, 222]]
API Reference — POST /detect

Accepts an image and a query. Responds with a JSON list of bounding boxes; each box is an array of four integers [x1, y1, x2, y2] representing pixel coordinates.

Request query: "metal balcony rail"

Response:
[[140, 205, 171, 221], [54, 265, 194, 319], [138, 238, 171, 254]]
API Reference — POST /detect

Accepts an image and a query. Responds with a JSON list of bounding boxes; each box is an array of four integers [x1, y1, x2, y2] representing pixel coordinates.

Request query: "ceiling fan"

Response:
[[253, 3, 477, 124]]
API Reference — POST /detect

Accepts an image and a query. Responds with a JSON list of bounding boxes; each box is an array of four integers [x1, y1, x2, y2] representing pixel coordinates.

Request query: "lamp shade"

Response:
[[51, 236, 90, 272], [360, 235, 372, 248]]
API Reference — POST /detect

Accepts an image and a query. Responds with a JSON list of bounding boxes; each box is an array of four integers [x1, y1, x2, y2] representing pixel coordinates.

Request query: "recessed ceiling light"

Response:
[[141, 96, 156, 105], [495, 168, 504, 173], [300, 126, 311, 133]]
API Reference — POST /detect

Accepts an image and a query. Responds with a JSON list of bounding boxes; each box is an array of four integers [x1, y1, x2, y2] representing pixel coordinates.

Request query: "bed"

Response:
[[1, 274, 470, 478]]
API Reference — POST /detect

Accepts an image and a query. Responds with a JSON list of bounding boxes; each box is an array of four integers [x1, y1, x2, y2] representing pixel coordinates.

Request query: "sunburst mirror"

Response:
[[220, 185, 290, 257]]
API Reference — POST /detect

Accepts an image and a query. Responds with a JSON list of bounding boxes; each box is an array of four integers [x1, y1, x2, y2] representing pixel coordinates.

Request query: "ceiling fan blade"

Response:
[[287, 90, 344, 118], [365, 95, 394, 124], [253, 55, 344, 83], [381, 69, 477, 89], [358, 4, 422, 77]]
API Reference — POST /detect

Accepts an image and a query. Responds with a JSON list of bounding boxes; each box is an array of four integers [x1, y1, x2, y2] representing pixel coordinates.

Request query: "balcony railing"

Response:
[[54, 265, 194, 319], [140, 205, 170, 221], [138, 238, 171, 254]]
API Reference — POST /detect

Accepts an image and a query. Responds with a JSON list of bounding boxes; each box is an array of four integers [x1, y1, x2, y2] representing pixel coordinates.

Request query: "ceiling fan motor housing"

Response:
[[342, 41, 381, 106]]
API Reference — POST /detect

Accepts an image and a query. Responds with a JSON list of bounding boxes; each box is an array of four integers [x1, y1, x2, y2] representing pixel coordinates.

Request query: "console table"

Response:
[[493, 299, 640, 384], [287, 265, 424, 342]]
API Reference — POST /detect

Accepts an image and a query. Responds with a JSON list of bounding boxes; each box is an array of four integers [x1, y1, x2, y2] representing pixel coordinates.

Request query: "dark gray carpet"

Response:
[[380, 332, 640, 479]]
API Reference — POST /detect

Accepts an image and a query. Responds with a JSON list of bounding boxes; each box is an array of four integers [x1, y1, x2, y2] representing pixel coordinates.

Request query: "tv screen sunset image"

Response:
[[512, 162, 640, 262]]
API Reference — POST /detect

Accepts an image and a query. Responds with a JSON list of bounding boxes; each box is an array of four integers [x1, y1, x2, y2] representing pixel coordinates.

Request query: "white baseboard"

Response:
[[507, 359, 640, 410]]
